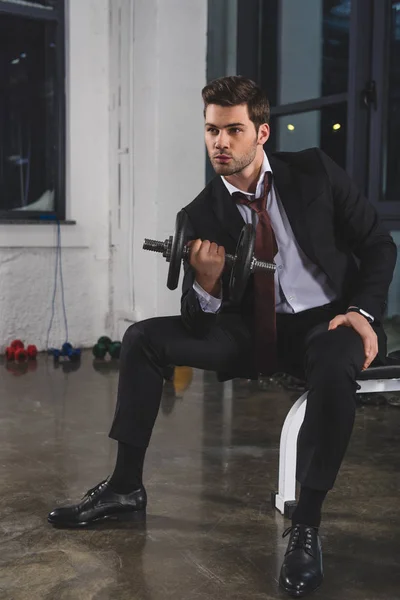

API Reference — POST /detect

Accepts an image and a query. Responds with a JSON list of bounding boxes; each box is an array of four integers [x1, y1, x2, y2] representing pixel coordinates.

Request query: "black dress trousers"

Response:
[[109, 300, 382, 491]]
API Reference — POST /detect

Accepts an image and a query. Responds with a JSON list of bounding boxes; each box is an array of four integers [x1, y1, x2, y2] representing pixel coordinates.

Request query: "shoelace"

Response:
[[84, 480, 108, 502], [282, 525, 317, 557]]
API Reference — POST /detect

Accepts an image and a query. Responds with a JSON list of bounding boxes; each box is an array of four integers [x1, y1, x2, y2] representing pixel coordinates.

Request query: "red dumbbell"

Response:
[[5, 341, 38, 363], [10, 339, 24, 350], [15, 348, 28, 362], [27, 345, 38, 360]]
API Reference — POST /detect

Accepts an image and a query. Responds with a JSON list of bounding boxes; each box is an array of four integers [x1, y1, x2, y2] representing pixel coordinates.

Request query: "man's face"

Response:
[[204, 103, 269, 176]]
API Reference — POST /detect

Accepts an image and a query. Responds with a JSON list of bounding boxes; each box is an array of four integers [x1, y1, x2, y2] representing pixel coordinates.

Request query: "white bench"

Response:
[[272, 357, 400, 518]]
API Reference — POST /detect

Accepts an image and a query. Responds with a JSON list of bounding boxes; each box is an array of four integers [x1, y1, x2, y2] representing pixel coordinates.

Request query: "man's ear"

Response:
[[258, 123, 270, 145]]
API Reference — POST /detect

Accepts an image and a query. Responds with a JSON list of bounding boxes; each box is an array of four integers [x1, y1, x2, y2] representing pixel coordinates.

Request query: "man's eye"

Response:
[[207, 128, 218, 134], [230, 128, 242, 134]]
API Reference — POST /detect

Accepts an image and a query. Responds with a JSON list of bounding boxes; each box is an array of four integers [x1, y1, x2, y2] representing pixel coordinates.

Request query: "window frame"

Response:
[[229, 0, 400, 230], [368, 0, 399, 223], [0, 0, 66, 222]]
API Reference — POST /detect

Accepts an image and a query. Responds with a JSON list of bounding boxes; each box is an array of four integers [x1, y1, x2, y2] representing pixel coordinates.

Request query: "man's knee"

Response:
[[121, 317, 164, 353], [123, 320, 147, 347], [305, 328, 363, 384], [121, 316, 182, 367]]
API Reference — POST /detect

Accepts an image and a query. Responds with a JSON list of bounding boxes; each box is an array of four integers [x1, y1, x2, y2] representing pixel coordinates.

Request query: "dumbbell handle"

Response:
[[143, 238, 276, 274]]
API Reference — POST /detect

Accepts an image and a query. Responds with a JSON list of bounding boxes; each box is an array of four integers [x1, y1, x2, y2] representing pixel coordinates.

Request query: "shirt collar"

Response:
[[221, 152, 272, 198]]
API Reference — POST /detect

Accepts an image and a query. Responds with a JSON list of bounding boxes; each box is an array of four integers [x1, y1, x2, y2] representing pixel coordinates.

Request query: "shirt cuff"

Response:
[[193, 280, 222, 313]]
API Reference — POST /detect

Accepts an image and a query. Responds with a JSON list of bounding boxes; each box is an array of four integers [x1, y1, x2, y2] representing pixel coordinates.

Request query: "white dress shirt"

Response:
[[193, 152, 372, 321]]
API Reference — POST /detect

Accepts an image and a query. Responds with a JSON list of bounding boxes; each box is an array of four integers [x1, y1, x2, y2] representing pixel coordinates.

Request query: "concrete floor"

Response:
[[1, 343, 400, 600]]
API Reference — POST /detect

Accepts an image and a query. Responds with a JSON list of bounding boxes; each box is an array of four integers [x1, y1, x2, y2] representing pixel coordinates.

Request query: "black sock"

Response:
[[108, 442, 147, 494], [291, 487, 328, 529]]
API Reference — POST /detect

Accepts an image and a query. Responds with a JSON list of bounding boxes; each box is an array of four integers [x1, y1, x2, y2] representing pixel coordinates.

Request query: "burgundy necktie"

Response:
[[233, 172, 278, 374]]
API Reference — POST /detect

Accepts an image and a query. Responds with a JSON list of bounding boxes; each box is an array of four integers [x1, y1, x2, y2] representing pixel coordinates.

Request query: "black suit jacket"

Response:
[[180, 148, 397, 378]]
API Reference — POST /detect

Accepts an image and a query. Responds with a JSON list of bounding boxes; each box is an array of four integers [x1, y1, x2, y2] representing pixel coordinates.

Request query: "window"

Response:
[[271, 104, 348, 169], [2, 0, 58, 8], [0, 0, 65, 220], [263, 0, 351, 170], [365, 0, 400, 220], [207, 0, 400, 227], [381, 1, 400, 202], [271, 0, 351, 105]]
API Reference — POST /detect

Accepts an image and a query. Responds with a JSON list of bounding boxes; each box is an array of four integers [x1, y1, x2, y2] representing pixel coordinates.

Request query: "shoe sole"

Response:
[[47, 508, 146, 529]]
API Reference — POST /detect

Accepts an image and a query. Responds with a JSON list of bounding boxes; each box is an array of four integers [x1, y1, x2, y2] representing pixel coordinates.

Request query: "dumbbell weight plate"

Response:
[[229, 224, 255, 303], [167, 210, 190, 290], [109, 342, 122, 359]]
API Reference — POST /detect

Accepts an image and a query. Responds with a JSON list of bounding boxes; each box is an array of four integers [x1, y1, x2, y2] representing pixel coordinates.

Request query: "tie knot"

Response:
[[232, 191, 252, 206], [233, 192, 264, 214], [232, 171, 272, 213]]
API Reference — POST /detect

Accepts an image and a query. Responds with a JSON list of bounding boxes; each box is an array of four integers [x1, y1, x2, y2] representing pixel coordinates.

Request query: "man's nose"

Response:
[[215, 131, 229, 149]]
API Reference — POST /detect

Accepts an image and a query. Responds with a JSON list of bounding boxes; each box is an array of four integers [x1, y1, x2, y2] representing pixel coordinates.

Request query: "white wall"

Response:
[[0, 0, 208, 351], [130, 0, 207, 322]]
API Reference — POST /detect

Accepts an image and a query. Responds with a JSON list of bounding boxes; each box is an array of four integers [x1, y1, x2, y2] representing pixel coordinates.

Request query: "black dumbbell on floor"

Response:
[[143, 210, 275, 303]]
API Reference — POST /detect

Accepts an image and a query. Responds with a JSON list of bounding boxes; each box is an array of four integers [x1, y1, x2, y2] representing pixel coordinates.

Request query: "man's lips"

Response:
[[214, 155, 232, 163]]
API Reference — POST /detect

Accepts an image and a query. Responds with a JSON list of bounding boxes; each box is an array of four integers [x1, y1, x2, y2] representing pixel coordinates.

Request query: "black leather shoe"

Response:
[[279, 524, 323, 597], [48, 480, 147, 528]]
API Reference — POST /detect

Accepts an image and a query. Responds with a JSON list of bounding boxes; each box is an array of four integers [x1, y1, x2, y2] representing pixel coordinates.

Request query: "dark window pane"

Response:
[[384, 2, 400, 201], [263, 0, 351, 105], [269, 104, 347, 169], [0, 0, 57, 9], [0, 14, 58, 212], [322, 0, 351, 96], [387, 230, 400, 318]]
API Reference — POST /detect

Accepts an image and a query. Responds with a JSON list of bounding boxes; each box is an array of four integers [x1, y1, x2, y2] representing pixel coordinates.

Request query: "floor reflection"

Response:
[[0, 324, 399, 599]]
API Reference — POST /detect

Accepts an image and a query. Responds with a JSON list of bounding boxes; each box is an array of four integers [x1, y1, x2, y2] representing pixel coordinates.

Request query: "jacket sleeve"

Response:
[[180, 210, 220, 337], [317, 149, 397, 324]]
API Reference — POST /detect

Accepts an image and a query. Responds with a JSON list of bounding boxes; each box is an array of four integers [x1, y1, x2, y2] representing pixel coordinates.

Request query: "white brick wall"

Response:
[[0, 0, 208, 351]]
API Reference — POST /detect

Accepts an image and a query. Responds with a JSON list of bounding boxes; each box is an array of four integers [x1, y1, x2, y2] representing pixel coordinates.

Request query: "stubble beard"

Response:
[[210, 141, 258, 176]]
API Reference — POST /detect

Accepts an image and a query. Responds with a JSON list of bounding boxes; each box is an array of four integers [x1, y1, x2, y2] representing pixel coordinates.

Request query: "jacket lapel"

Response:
[[268, 154, 317, 264], [209, 157, 318, 265], [209, 176, 246, 246]]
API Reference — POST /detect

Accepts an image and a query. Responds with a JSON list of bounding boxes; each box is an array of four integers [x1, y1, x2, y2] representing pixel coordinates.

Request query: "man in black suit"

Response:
[[48, 77, 397, 597]]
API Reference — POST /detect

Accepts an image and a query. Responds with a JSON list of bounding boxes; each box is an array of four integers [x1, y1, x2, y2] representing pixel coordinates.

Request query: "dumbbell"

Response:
[[143, 210, 276, 303], [5, 340, 38, 362], [49, 342, 81, 362], [93, 336, 122, 360]]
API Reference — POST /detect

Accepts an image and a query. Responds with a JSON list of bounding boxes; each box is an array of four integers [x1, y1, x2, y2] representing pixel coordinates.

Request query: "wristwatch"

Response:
[[346, 306, 374, 324]]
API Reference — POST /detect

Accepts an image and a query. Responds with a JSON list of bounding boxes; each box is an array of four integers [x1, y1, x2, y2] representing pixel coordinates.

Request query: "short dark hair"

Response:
[[202, 76, 270, 130]]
